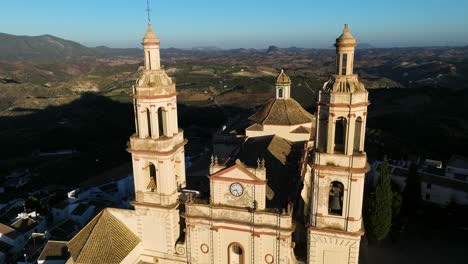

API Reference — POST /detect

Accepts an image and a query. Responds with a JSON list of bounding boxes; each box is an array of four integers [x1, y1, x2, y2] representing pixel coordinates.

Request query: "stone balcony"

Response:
[[129, 129, 185, 153], [314, 151, 367, 169], [185, 202, 293, 230]]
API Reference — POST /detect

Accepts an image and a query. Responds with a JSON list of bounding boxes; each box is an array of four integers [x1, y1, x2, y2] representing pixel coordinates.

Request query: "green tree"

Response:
[[23, 196, 41, 212], [402, 163, 422, 215], [366, 156, 393, 243]]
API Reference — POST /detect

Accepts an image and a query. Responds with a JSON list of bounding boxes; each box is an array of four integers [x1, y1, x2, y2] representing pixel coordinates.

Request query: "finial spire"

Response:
[[343, 24, 349, 33], [146, 0, 151, 23]]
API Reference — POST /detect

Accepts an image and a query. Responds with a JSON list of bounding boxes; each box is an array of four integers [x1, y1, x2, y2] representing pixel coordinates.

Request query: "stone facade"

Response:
[[61, 23, 369, 264]]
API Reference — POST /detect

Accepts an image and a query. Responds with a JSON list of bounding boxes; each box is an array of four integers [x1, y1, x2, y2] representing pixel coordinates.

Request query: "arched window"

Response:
[[334, 117, 346, 153], [341, 53, 348, 75], [158, 107, 165, 137], [147, 163, 157, 192], [228, 243, 244, 264], [354, 117, 363, 152], [278, 88, 283, 98], [146, 108, 152, 138], [147, 51, 152, 70], [329, 181, 344, 216]]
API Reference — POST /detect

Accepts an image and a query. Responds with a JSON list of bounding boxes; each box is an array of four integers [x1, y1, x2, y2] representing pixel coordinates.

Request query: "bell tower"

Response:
[[128, 22, 187, 259], [275, 69, 291, 99], [307, 24, 368, 264]]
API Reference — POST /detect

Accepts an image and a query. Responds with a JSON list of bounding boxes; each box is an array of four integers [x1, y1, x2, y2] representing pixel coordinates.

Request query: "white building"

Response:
[[371, 157, 468, 206]]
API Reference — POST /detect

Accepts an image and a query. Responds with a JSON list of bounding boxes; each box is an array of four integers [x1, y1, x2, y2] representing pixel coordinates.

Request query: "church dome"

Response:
[[143, 23, 159, 43], [335, 24, 357, 47], [276, 69, 291, 84], [249, 98, 314, 126]]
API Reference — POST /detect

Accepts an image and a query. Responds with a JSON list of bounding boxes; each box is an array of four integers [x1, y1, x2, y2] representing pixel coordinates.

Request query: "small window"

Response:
[[425, 193, 431, 200], [342, 53, 348, 75], [278, 88, 283, 98], [427, 183, 431, 189]]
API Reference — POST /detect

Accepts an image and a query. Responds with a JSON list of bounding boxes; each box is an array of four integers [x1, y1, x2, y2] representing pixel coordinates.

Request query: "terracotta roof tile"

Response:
[[10, 217, 38, 233], [0, 223, 19, 239], [291, 126, 311, 134], [38, 240, 69, 261], [249, 98, 314, 126], [67, 209, 140, 264]]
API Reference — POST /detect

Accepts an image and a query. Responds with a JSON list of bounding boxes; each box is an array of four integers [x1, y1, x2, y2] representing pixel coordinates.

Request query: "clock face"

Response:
[[230, 183, 244, 197]]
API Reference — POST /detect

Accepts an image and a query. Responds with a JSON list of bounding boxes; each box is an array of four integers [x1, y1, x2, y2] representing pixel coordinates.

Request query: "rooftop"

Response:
[[234, 135, 303, 209], [38, 240, 69, 261], [10, 217, 38, 233], [0, 222, 19, 239], [67, 209, 140, 264], [276, 69, 291, 84], [249, 98, 314, 126]]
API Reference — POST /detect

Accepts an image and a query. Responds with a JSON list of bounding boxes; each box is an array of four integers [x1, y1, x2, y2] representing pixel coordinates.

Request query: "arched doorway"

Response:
[[228, 243, 244, 264], [147, 162, 157, 192]]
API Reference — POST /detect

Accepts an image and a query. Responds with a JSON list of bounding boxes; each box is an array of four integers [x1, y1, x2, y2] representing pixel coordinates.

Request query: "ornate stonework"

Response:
[[63, 23, 368, 264]]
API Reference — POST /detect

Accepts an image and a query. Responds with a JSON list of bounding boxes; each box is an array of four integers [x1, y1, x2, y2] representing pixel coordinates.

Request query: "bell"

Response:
[[330, 196, 342, 211]]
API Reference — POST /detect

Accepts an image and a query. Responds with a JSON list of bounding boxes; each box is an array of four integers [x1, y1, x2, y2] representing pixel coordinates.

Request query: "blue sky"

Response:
[[1, 0, 468, 48]]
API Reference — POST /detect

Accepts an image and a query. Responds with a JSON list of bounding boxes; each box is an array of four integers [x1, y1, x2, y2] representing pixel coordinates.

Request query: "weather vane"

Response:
[[146, 0, 151, 23]]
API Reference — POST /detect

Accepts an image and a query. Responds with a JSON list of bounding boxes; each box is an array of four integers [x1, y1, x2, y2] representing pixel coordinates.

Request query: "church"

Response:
[[55, 21, 369, 264]]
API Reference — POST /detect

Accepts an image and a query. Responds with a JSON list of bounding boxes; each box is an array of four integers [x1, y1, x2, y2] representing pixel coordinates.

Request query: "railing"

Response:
[[185, 202, 293, 230]]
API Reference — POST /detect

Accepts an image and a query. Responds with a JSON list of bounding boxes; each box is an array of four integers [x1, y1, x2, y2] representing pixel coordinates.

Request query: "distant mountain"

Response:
[[0, 33, 144, 61], [357, 43, 375, 49], [266, 45, 280, 54], [0, 33, 96, 61], [192, 46, 222, 51]]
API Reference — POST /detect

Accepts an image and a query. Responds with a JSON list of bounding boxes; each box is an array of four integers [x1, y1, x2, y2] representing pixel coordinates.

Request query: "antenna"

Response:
[[146, 0, 151, 23]]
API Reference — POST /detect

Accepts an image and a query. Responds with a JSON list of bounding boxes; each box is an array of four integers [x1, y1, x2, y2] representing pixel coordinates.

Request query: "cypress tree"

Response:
[[402, 163, 422, 215], [367, 156, 393, 242]]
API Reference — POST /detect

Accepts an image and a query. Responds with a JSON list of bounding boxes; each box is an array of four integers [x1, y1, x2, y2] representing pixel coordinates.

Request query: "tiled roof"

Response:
[[291, 126, 311, 134], [67, 209, 140, 264], [143, 23, 159, 43], [0, 222, 19, 239], [246, 123, 263, 131], [235, 135, 303, 209], [336, 24, 357, 46], [249, 98, 314, 126], [10, 217, 38, 233], [276, 69, 291, 84], [38, 240, 69, 261]]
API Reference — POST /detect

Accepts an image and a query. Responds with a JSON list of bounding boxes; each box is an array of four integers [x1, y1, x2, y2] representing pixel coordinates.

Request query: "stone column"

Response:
[[326, 115, 335, 153], [346, 115, 356, 155]]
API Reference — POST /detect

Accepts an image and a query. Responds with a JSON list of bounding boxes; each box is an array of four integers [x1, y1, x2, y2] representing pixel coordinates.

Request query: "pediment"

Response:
[[209, 164, 265, 185]]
